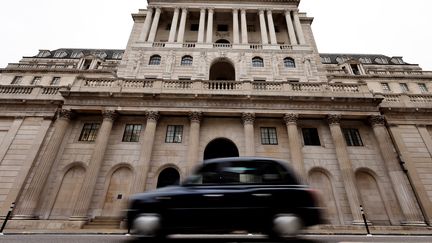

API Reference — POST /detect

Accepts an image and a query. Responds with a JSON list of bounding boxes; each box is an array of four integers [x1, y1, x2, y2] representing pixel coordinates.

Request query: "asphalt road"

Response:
[[1, 235, 432, 243]]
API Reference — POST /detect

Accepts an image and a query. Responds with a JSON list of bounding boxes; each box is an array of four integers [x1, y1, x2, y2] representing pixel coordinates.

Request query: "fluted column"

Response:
[[206, 8, 214, 44], [292, 10, 306, 45], [186, 112, 203, 175], [327, 114, 363, 224], [369, 115, 425, 225], [138, 7, 154, 42], [70, 110, 118, 220], [147, 7, 161, 42], [240, 9, 248, 44], [15, 110, 74, 218], [242, 113, 255, 156], [168, 8, 180, 43], [131, 111, 160, 193], [197, 8, 206, 43], [266, 10, 277, 45], [284, 114, 306, 179], [232, 9, 240, 44], [177, 8, 188, 43], [258, 10, 268, 45], [284, 10, 298, 45]]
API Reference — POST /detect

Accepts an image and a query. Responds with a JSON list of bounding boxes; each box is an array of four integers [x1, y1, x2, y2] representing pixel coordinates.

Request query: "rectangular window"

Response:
[[122, 124, 142, 142], [51, 77, 61, 85], [261, 127, 278, 145], [11, 76, 23, 85], [342, 128, 364, 146], [350, 64, 361, 75], [400, 83, 409, 92], [217, 24, 228, 32], [79, 123, 100, 142], [302, 128, 321, 146], [165, 125, 183, 143], [31, 76, 42, 85], [418, 83, 428, 93], [381, 83, 390, 92], [190, 24, 199, 31]]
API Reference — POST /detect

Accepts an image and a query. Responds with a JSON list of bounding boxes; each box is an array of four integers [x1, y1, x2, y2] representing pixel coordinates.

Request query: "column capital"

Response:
[[368, 115, 386, 127], [200, 8, 207, 13], [327, 114, 342, 125], [242, 113, 255, 125], [154, 7, 162, 13], [284, 113, 299, 125], [58, 109, 75, 120], [181, 8, 188, 13], [146, 111, 160, 122], [284, 9, 292, 15], [232, 8, 239, 13], [208, 8, 214, 14], [102, 110, 118, 121], [258, 9, 265, 15], [189, 111, 203, 123], [240, 9, 247, 14], [266, 9, 273, 13], [147, 6, 155, 12]]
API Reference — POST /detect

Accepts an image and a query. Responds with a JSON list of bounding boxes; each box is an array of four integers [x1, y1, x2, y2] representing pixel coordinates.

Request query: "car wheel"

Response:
[[132, 213, 165, 240], [271, 214, 303, 239]]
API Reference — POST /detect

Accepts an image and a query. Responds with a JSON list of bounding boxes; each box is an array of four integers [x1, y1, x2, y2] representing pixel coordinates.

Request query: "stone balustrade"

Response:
[[382, 93, 432, 108], [0, 85, 65, 100]]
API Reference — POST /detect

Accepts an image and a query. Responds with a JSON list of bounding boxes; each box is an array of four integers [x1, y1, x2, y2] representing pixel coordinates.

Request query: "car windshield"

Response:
[[186, 160, 297, 185]]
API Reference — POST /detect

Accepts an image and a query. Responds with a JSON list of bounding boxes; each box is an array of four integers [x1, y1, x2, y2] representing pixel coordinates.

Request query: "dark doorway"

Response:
[[215, 39, 230, 44], [209, 60, 235, 80], [157, 168, 180, 188], [204, 138, 239, 160]]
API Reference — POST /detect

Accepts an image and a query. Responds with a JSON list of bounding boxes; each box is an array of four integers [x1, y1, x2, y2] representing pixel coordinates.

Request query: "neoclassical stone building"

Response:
[[0, 0, 432, 230]]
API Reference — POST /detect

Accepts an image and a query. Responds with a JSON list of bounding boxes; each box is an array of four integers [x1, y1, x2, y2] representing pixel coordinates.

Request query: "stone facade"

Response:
[[0, 0, 432, 230]]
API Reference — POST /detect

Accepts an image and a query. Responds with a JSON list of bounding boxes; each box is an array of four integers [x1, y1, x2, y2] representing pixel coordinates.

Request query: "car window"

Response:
[[189, 160, 297, 185]]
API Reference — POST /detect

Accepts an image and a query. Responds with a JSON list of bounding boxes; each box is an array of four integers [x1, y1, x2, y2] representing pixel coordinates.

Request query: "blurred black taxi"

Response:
[[127, 157, 322, 239]]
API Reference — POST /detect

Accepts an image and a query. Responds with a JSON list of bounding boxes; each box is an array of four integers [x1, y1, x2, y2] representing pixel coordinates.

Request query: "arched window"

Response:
[[149, 55, 161, 65], [284, 57, 296, 68], [181, 55, 193, 66], [252, 57, 264, 67]]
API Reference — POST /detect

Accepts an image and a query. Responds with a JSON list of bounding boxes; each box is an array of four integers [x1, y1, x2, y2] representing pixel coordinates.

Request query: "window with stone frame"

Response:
[[122, 124, 142, 142], [252, 57, 264, 67], [165, 125, 183, 143], [260, 127, 278, 145], [381, 83, 391, 92], [302, 128, 321, 146], [79, 123, 100, 142], [181, 55, 193, 66], [11, 76, 23, 85], [283, 57, 296, 68], [31, 76, 42, 85], [50, 77, 61, 85], [418, 83, 428, 93], [149, 55, 162, 65], [400, 83, 409, 93], [342, 128, 364, 146]]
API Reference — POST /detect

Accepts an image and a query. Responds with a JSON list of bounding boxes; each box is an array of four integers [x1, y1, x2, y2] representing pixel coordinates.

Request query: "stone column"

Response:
[[284, 10, 298, 45], [138, 7, 154, 42], [389, 124, 432, 225], [242, 113, 255, 156], [197, 8, 206, 43], [370, 116, 426, 225], [147, 7, 162, 42], [240, 9, 249, 44], [327, 114, 363, 224], [131, 111, 160, 193], [177, 8, 188, 43], [284, 114, 306, 179], [168, 8, 180, 43], [206, 8, 214, 44], [14, 110, 74, 218], [186, 112, 203, 176], [258, 10, 268, 45], [292, 10, 306, 45], [266, 10, 277, 45], [70, 110, 118, 220], [232, 9, 240, 44]]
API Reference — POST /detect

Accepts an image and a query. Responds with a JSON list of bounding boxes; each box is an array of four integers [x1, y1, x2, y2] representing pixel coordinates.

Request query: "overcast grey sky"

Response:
[[1, 0, 431, 70]]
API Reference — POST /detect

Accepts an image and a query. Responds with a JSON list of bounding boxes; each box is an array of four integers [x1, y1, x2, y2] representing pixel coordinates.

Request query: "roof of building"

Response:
[[319, 53, 409, 65], [32, 48, 125, 60]]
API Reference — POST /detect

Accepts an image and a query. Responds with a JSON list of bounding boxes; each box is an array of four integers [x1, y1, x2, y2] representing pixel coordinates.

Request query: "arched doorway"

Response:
[[209, 59, 235, 80], [102, 167, 133, 217], [204, 138, 239, 160], [157, 168, 180, 188]]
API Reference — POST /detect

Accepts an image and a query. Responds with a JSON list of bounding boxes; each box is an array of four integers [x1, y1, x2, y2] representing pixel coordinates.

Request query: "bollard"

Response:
[[360, 205, 372, 236], [0, 202, 15, 235]]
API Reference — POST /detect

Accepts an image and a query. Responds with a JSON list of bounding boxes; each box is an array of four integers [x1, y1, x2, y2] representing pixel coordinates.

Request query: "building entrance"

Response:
[[209, 59, 235, 80], [204, 138, 239, 160]]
